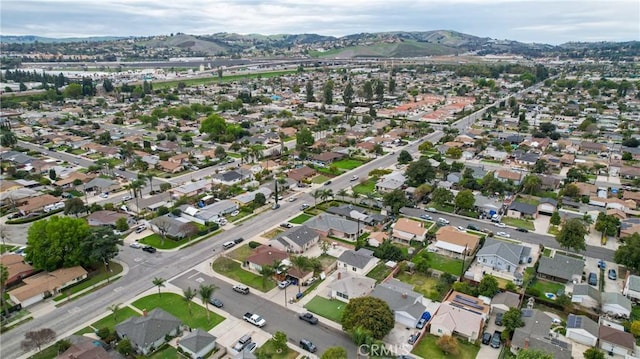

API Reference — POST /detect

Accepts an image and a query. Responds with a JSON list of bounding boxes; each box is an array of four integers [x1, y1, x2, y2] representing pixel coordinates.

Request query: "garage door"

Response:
[[538, 204, 555, 216]]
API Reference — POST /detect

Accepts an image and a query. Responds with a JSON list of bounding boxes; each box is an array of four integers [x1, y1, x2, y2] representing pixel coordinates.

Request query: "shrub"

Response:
[[249, 241, 261, 249], [525, 287, 541, 297]]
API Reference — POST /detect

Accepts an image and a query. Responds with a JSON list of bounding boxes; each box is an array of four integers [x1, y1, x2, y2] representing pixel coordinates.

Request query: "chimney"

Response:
[[142, 309, 147, 317], [524, 338, 529, 349], [402, 292, 408, 299]]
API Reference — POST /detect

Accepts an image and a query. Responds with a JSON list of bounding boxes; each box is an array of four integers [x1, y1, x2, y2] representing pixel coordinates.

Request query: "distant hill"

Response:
[[0, 35, 126, 43]]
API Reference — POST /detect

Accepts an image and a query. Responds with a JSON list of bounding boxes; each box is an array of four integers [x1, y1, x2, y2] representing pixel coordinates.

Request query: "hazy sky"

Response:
[[1, 0, 638, 44]]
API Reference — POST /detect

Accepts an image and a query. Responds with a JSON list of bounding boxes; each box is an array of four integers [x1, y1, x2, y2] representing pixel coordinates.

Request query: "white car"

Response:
[[350, 175, 359, 181], [437, 218, 450, 224], [495, 222, 507, 228], [288, 197, 297, 202], [100, 193, 109, 198], [496, 231, 510, 238], [457, 226, 466, 231], [123, 195, 133, 201], [219, 219, 228, 226], [130, 242, 142, 249], [230, 210, 240, 217]]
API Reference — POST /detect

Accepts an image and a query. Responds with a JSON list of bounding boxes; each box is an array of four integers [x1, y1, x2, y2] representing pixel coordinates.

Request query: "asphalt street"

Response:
[[171, 270, 357, 357]]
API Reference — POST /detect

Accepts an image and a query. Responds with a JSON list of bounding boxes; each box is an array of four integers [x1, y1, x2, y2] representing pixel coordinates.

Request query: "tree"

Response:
[[323, 80, 334, 104], [362, 81, 374, 101], [0, 264, 8, 317], [614, 233, 640, 273], [382, 189, 409, 216], [532, 159, 548, 174], [563, 184, 580, 199], [446, 147, 462, 159], [272, 331, 288, 352], [48, 168, 57, 180], [436, 335, 459, 355], [550, 211, 561, 226], [321, 346, 348, 359], [21, 328, 56, 353], [583, 348, 606, 359], [115, 217, 129, 232], [502, 308, 525, 334], [477, 275, 499, 297], [198, 284, 216, 321], [0, 127, 17, 147], [397, 150, 413, 164], [116, 338, 132, 356], [413, 184, 432, 203], [63, 83, 82, 98], [312, 189, 322, 206], [522, 175, 542, 195], [343, 82, 354, 107], [595, 212, 620, 237], [26, 217, 92, 271], [259, 264, 275, 287], [432, 187, 454, 206], [630, 320, 640, 336], [555, 218, 587, 252], [342, 297, 394, 340], [97, 131, 112, 145], [152, 277, 165, 297], [182, 287, 196, 315], [63, 197, 86, 217], [454, 189, 475, 212], [254, 192, 266, 207], [214, 145, 226, 159], [405, 157, 436, 187], [83, 226, 121, 273], [289, 255, 310, 292], [107, 303, 121, 322], [296, 127, 314, 150], [516, 349, 554, 359], [305, 80, 315, 102], [621, 152, 633, 161]]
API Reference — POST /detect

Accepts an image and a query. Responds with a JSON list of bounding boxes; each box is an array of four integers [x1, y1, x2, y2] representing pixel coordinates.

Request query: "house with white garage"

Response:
[[392, 218, 427, 243], [336, 248, 379, 276], [601, 292, 632, 317], [328, 270, 376, 303], [566, 314, 598, 347], [475, 238, 530, 275], [269, 225, 319, 254], [571, 284, 601, 311], [599, 325, 636, 357], [623, 274, 640, 301], [8, 266, 87, 307], [434, 226, 480, 258], [370, 279, 426, 328], [177, 329, 216, 359]]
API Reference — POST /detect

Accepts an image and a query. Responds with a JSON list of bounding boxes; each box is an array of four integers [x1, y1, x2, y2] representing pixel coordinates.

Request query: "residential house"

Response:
[[511, 309, 572, 359], [287, 166, 316, 183], [392, 218, 427, 243], [475, 238, 531, 274], [599, 325, 636, 357], [157, 160, 183, 174], [87, 210, 133, 227], [465, 165, 489, 180], [623, 274, 640, 301], [326, 204, 386, 226], [446, 172, 461, 184], [433, 226, 480, 258], [116, 308, 182, 355], [328, 270, 376, 303], [490, 291, 520, 313], [514, 152, 540, 167], [170, 180, 211, 199], [269, 225, 319, 253], [336, 248, 379, 276], [483, 148, 509, 161], [193, 200, 239, 223], [17, 194, 61, 215], [565, 314, 599, 346], [506, 201, 538, 219], [54, 172, 92, 188], [8, 266, 88, 307], [311, 152, 345, 166], [495, 170, 523, 185], [601, 292, 632, 317], [537, 254, 584, 283], [246, 245, 289, 273], [305, 214, 361, 241], [81, 178, 119, 194], [212, 170, 245, 186], [177, 329, 216, 359], [559, 154, 575, 166], [430, 291, 488, 342], [537, 198, 558, 216], [57, 338, 112, 359], [0, 254, 36, 287], [571, 284, 601, 310], [375, 172, 406, 193], [232, 187, 273, 207], [149, 216, 198, 239], [580, 141, 607, 154], [538, 175, 562, 191], [370, 279, 427, 328], [574, 182, 597, 197], [367, 231, 389, 247]]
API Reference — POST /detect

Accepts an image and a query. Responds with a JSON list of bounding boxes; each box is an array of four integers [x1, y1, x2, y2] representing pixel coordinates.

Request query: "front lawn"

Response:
[[366, 263, 393, 283], [132, 293, 225, 330], [311, 174, 331, 184], [427, 202, 454, 213], [412, 334, 480, 359], [256, 338, 299, 359], [543, 248, 552, 257], [332, 159, 364, 170], [395, 272, 441, 300], [212, 256, 276, 292], [91, 306, 141, 331], [289, 214, 312, 224], [501, 217, 535, 231], [147, 345, 179, 359], [420, 252, 467, 276], [304, 296, 345, 323], [262, 228, 284, 239], [138, 234, 189, 249], [228, 244, 254, 262], [54, 262, 124, 301], [352, 179, 376, 195], [548, 225, 560, 236]]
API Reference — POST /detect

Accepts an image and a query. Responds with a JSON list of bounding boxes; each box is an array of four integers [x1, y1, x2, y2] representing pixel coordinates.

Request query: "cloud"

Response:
[[1, 0, 638, 44]]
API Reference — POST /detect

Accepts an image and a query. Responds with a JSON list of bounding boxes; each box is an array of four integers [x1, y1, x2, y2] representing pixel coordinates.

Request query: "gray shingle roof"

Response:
[[116, 308, 181, 349], [537, 254, 584, 281], [338, 248, 376, 269], [476, 238, 526, 266], [572, 284, 601, 301], [601, 292, 632, 312], [179, 329, 216, 353], [509, 201, 538, 215], [305, 214, 359, 235], [370, 279, 425, 319], [276, 225, 318, 247], [512, 309, 571, 359]]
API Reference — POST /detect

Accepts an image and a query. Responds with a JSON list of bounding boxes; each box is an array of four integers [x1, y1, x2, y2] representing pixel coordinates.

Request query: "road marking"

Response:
[[68, 307, 82, 314], [195, 277, 204, 283], [113, 286, 124, 292], [187, 272, 200, 279]]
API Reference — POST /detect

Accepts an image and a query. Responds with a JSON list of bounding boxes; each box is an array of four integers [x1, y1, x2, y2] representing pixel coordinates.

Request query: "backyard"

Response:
[[132, 293, 225, 330], [289, 214, 312, 224], [366, 263, 393, 283], [311, 174, 331, 184], [212, 256, 276, 292], [395, 272, 441, 301], [304, 295, 345, 323], [332, 159, 364, 170], [529, 279, 565, 298], [412, 334, 480, 359], [419, 251, 467, 276], [147, 345, 181, 359], [501, 217, 535, 231]]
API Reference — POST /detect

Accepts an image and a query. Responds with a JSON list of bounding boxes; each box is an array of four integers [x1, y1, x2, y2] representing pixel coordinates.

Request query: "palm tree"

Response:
[[312, 190, 322, 206], [324, 189, 334, 201], [106, 303, 121, 322], [198, 284, 216, 321], [289, 255, 310, 293], [182, 287, 196, 315], [337, 188, 348, 202], [145, 173, 154, 194], [350, 188, 360, 203], [152, 277, 165, 297], [240, 150, 249, 165], [319, 190, 329, 202], [259, 265, 276, 288], [278, 131, 287, 154]]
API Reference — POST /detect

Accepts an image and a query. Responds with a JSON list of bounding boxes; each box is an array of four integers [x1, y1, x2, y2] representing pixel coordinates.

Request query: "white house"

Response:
[[623, 274, 640, 301], [475, 238, 530, 275], [599, 325, 636, 357], [430, 302, 484, 342], [328, 270, 376, 303], [8, 266, 88, 307], [565, 314, 598, 346], [336, 248, 379, 276], [601, 292, 632, 317]]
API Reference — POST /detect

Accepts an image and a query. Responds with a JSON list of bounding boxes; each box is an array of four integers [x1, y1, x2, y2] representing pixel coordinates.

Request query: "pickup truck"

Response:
[[243, 312, 266, 327]]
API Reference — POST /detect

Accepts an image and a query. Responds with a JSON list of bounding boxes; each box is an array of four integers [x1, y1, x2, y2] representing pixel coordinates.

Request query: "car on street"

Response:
[[129, 242, 142, 249], [278, 280, 292, 289], [608, 269, 617, 280], [271, 203, 280, 210], [457, 226, 466, 231], [467, 224, 479, 231], [123, 195, 133, 201], [280, 223, 293, 228], [223, 241, 236, 249], [516, 227, 529, 232], [234, 237, 245, 244], [496, 231, 510, 238], [299, 312, 319, 324], [230, 210, 240, 217], [300, 203, 310, 210], [437, 218, 450, 224], [324, 181, 332, 186], [142, 246, 156, 253], [427, 207, 437, 212], [288, 197, 296, 202], [299, 339, 317, 353], [482, 332, 492, 345], [208, 297, 224, 308], [494, 222, 506, 228], [100, 192, 109, 198], [350, 175, 359, 181], [420, 214, 432, 220]]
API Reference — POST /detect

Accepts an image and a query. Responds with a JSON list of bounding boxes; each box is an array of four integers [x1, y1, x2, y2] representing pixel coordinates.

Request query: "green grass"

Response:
[[395, 272, 441, 300], [228, 244, 254, 262], [311, 174, 331, 184], [91, 306, 140, 331], [352, 179, 376, 195], [543, 248, 552, 257], [212, 256, 276, 292], [481, 159, 504, 165], [132, 293, 225, 330], [332, 159, 364, 170], [53, 262, 123, 301], [501, 217, 535, 230], [73, 326, 95, 335], [289, 214, 312, 224], [262, 228, 284, 239], [514, 197, 539, 206], [367, 263, 393, 282], [28, 344, 60, 359], [530, 279, 565, 297], [428, 202, 454, 213], [548, 225, 560, 236], [304, 296, 345, 323], [256, 338, 299, 359], [412, 334, 480, 359], [147, 344, 179, 359], [421, 252, 467, 276], [0, 245, 17, 254], [138, 234, 189, 249]]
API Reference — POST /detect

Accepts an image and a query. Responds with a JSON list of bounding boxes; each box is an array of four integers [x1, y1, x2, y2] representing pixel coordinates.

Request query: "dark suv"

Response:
[[142, 246, 156, 253], [299, 339, 317, 353], [490, 331, 502, 348]]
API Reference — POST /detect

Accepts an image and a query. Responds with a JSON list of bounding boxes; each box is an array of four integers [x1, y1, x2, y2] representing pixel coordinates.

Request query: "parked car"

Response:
[[427, 207, 437, 212], [299, 312, 319, 324], [123, 195, 133, 201], [288, 197, 297, 202], [244, 342, 257, 353], [608, 269, 617, 280], [233, 284, 250, 294], [271, 203, 280, 210], [234, 237, 245, 244], [299, 339, 317, 353], [278, 280, 291, 289], [223, 241, 236, 250], [129, 242, 142, 249], [457, 226, 466, 231], [407, 332, 420, 345], [496, 231, 510, 238], [598, 259, 607, 269], [280, 223, 293, 228], [516, 227, 529, 233], [303, 277, 318, 286], [300, 203, 310, 210], [420, 214, 432, 220], [135, 225, 147, 234], [437, 218, 450, 225], [350, 175, 359, 181], [230, 210, 240, 217], [495, 312, 504, 326], [482, 332, 492, 345], [100, 192, 109, 198], [416, 318, 427, 329], [494, 222, 506, 228], [232, 334, 252, 352], [209, 298, 223, 308], [324, 181, 332, 186], [467, 224, 479, 231], [490, 331, 502, 348], [588, 272, 598, 286], [142, 246, 156, 253]]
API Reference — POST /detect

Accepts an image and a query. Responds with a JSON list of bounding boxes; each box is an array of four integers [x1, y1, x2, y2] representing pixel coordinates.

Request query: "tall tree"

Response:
[[405, 157, 436, 187], [342, 297, 394, 340], [555, 218, 587, 252], [198, 284, 216, 321], [305, 80, 315, 102], [594, 213, 620, 237], [289, 256, 310, 293], [454, 189, 475, 212], [397, 150, 413, 164], [182, 287, 196, 315], [21, 328, 56, 353], [614, 233, 640, 274], [259, 264, 276, 287], [522, 175, 542, 195], [382, 189, 409, 216], [362, 81, 373, 101], [321, 346, 348, 359], [63, 198, 86, 217], [343, 82, 354, 107], [106, 303, 121, 322], [26, 217, 92, 271], [152, 277, 165, 297], [323, 80, 334, 104], [432, 187, 454, 206]]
